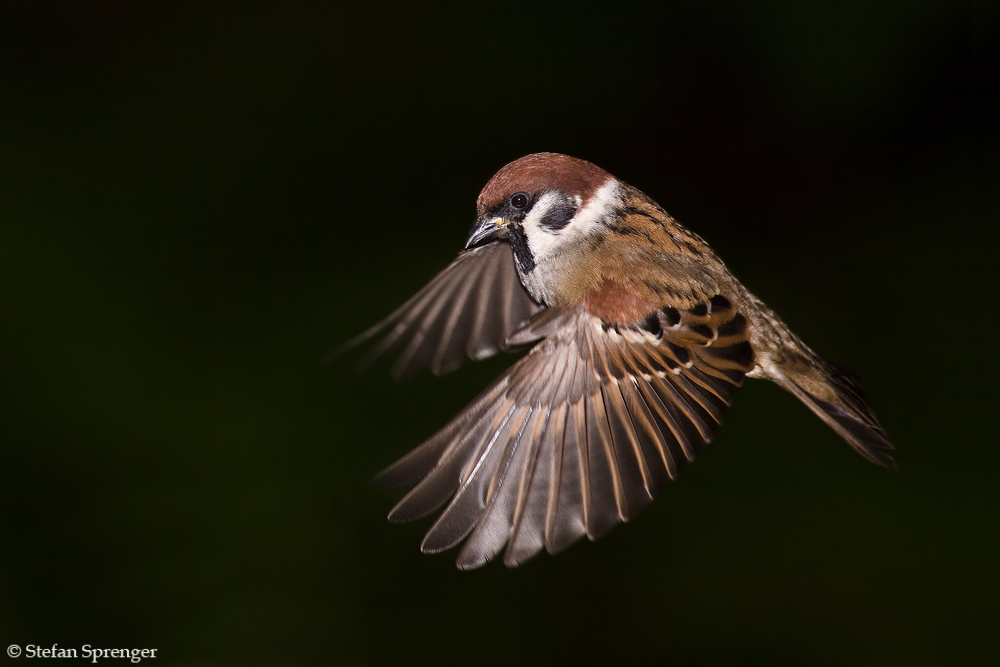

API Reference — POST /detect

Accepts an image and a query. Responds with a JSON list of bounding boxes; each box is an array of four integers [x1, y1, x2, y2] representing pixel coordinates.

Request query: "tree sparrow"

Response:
[[348, 152, 894, 569]]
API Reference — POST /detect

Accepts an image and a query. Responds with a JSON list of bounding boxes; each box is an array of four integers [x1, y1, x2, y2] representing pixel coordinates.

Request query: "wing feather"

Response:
[[583, 355, 623, 538], [342, 242, 544, 377], [457, 407, 547, 569], [419, 405, 523, 552], [546, 398, 587, 555], [503, 407, 555, 566], [380, 298, 755, 568], [616, 378, 671, 496], [601, 382, 655, 519]]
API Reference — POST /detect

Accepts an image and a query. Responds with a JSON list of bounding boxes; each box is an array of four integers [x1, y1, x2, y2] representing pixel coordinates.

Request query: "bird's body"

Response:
[[350, 153, 893, 569]]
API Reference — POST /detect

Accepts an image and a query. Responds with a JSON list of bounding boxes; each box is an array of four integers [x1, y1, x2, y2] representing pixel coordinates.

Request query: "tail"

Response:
[[770, 353, 896, 469]]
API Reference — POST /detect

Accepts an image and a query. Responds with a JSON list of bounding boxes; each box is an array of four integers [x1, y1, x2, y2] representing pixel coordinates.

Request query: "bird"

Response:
[[346, 152, 894, 570]]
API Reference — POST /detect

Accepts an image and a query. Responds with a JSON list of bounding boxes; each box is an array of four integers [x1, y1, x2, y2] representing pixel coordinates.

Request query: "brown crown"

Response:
[[476, 153, 614, 213]]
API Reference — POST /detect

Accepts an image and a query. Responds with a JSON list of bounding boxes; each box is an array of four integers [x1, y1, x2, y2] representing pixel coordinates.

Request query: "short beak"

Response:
[[465, 216, 508, 250]]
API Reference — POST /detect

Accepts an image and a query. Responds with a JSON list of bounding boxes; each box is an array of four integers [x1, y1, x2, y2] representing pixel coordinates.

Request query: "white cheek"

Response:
[[521, 179, 620, 261], [519, 191, 563, 258]]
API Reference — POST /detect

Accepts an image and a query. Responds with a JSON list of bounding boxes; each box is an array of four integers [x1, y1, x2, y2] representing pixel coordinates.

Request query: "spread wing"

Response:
[[342, 241, 544, 377], [376, 295, 755, 569]]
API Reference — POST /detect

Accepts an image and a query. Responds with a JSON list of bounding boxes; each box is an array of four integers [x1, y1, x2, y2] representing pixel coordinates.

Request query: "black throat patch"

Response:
[[507, 225, 536, 274]]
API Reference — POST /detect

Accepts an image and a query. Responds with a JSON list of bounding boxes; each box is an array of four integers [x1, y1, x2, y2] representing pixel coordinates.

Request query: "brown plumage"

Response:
[[347, 152, 894, 569]]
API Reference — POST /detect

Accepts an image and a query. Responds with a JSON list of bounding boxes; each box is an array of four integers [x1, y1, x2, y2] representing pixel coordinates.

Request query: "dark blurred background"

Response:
[[1, 1, 998, 664]]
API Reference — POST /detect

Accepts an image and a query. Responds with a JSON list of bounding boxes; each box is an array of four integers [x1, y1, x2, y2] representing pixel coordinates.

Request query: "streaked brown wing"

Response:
[[342, 241, 544, 378], [376, 295, 755, 569]]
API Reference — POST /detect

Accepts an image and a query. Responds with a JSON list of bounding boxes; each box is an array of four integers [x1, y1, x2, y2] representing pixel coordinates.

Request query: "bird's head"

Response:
[[465, 153, 621, 277]]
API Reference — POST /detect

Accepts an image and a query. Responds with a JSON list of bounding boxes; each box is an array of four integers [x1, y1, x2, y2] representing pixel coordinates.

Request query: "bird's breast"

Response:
[[581, 280, 657, 324]]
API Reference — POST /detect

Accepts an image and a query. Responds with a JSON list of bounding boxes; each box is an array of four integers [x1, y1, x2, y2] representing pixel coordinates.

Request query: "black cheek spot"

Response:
[[539, 200, 578, 231], [663, 307, 681, 326], [689, 303, 708, 317], [710, 295, 732, 312], [717, 313, 747, 337]]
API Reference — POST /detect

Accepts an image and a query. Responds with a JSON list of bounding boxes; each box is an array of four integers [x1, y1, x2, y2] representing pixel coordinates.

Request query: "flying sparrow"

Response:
[[347, 152, 894, 569]]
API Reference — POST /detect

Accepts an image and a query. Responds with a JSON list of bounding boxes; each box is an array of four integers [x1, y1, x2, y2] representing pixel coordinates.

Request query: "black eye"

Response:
[[510, 193, 528, 209]]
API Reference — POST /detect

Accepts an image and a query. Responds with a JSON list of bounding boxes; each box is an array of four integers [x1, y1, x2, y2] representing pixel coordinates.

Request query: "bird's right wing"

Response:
[[342, 241, 544, 378], [375, 297, 756, 569]]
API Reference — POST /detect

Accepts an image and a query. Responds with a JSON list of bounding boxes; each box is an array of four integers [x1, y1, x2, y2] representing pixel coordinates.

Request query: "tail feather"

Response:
[[773, 357, 896, 469]]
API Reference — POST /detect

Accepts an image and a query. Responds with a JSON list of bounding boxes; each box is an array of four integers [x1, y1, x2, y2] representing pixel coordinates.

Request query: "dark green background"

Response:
[[1, 2, 998, 664]]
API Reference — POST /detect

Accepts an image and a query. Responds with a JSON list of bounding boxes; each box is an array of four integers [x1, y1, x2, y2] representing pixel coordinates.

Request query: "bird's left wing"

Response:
[[376, 297, 755, 568], [342, 241, 544, 377]]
